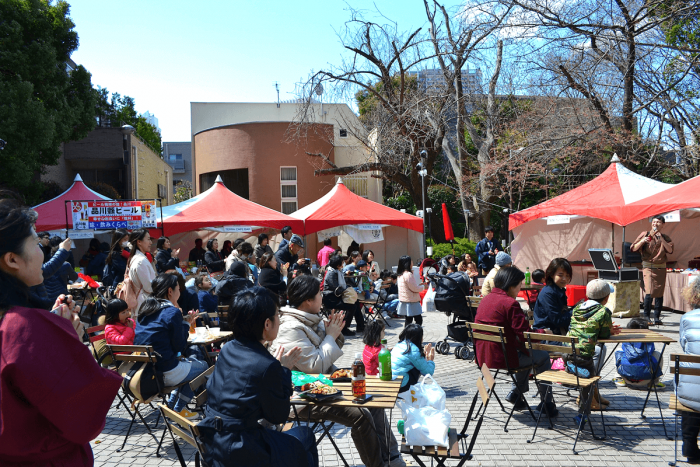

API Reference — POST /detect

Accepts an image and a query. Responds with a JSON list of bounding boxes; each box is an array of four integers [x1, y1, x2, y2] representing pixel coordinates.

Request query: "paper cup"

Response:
[[209, 327, 220, 337], [195, 327, 208, 338]]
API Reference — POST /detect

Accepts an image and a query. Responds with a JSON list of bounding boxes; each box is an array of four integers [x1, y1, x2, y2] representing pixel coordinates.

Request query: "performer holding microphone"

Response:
[[631, 215, 674, 325]]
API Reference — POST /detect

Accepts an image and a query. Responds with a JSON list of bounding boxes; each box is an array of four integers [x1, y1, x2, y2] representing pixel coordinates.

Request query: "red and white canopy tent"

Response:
[[155, 175, 303, 253], [506, 159, 696, 284], [626, 174, 700, 220], [508, 160, 675, 230], [157, 175, 303, 236], [33, 174, 112, 233], [289, 178, 424, 268]]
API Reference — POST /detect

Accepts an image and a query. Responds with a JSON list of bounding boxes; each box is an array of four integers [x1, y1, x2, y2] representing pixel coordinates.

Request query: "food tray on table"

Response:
[[329, 368, 352, 382], [297, 381, 344, 401]]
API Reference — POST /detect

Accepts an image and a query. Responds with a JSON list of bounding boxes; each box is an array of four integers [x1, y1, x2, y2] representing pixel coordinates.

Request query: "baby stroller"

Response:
[[430, 272, 477, 360]]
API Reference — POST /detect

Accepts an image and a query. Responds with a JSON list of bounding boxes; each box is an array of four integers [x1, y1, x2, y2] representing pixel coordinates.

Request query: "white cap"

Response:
[[355, 352, 362, 359]]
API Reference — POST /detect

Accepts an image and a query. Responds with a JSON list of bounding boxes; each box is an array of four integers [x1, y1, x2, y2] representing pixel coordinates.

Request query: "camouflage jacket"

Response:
[[567, 300, 612, 359]]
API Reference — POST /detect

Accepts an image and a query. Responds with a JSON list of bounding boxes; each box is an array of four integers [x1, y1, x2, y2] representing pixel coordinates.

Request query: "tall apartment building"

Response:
[[163, 142, 193, 193], [408, 66, 483, 93]]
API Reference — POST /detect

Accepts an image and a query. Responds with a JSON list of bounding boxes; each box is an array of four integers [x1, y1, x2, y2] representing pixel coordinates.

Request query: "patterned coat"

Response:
[[567, 300, 612, 359]]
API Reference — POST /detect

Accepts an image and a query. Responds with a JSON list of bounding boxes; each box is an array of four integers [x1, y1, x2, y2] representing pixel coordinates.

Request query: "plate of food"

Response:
[[329, 368, 353, 382], [298, 381, 343, 401]]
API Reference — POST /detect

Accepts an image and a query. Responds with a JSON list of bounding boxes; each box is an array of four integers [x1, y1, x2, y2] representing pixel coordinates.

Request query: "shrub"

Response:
[[427, 237, 476, 261]]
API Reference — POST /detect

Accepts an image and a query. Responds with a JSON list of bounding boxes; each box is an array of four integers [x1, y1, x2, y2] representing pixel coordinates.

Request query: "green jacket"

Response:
[[567, 300, 612, 358]]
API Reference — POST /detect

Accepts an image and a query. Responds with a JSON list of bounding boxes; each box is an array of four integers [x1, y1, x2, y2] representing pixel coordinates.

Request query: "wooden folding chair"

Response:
[[669, 353, 700, 466], [86, 324, 112, 367], [360, 292, 391, 328], [108, 344, 190, 454], [466, 322, 537, 431], [156, 365, 216, 458], [190, 366, 215, 412], [86, 325, 135, 417], [522, 332, 606, 454], [159, 404, 207, 467], [400, 363, 492, 467], [216, 306, 230, 331]]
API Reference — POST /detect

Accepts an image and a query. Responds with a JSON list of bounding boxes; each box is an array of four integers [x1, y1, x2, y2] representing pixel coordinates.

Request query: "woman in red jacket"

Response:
[[0, 198, 122, 466], [104, 298, 135, 346], [474, 266, 556, 416]]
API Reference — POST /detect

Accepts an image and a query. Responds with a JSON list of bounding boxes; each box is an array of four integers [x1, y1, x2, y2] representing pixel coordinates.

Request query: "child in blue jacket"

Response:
[[391, 324, 436, 393], [614, 317, 663, 387]]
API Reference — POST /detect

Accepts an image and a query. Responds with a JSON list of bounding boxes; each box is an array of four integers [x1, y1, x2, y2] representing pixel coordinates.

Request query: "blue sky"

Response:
[[67, 0, 461, 142]]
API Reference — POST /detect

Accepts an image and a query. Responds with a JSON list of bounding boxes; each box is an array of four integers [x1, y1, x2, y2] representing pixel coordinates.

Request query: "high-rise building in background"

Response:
[[143, 111, 161, 134], [408, 66, 483, 93]]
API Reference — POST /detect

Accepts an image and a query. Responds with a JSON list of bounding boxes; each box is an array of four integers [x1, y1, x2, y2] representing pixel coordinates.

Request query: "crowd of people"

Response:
[[6, 199, 700, 467]]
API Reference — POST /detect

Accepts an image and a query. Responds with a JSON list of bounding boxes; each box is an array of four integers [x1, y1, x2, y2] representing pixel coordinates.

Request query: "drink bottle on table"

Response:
[[352, 352, 366, 398], [379, 339, 392, 381], [525, 267, 531, 285]]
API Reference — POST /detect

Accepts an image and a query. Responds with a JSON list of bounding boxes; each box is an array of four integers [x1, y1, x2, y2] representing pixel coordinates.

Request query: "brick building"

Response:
[[42, 127, 173, 205]]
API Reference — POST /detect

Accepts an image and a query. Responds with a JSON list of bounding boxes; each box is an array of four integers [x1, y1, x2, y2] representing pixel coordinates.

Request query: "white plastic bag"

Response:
[[422, 283, 437, 313], [404, 406, 452, 447], [400, 375, 446, 411]]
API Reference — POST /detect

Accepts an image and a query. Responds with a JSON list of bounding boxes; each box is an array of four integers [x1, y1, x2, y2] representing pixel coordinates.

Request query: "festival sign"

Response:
[[71, 200, 157, 230]]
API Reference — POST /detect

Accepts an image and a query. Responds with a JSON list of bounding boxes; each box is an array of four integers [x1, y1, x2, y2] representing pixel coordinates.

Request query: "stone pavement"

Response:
[[92, 307, 686, 466]]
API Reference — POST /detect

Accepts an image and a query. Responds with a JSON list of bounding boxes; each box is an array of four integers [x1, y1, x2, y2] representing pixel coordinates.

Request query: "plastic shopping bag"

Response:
[[422, 284, 437, 313], [400, 375, 446, 411], [404, 406, 452, 447]]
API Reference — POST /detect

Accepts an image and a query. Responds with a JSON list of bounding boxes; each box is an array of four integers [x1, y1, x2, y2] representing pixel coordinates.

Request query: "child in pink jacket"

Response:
[[104, 298, 136, 346], [396, 255, 424, 327]]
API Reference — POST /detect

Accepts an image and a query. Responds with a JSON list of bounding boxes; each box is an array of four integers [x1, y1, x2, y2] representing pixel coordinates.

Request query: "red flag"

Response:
[[442, 203, 455, 242]]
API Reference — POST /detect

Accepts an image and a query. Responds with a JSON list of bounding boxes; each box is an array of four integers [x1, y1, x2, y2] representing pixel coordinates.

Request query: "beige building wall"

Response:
[[132, 137, 173, 206], [190, 102, 382, 204]]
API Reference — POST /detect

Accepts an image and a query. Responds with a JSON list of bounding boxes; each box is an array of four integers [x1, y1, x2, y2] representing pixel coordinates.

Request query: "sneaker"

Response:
[[389, 455, 407, 467], [612, 377, 627, 387], [178, 408, 200, 420], [648, 380, 666, 389], [341, 329, 356, 337], [573, 414, 588, 427]]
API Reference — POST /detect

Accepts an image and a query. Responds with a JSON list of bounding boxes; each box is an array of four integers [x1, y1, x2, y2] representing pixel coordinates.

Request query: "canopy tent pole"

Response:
[[622, 225, 626, 267], [611, 223, 614, 254]]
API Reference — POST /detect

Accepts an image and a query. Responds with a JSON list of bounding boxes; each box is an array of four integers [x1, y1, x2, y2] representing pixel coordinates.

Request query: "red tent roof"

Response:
[[159, 176, 303, 236], [290, 178, 424, 235], [508, 161, 675, 230], [625, 174, 700, 221], [33, 174, 111, 232]]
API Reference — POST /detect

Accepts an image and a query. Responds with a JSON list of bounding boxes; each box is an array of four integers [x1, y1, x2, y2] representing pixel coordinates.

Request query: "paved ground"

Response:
[[92, 306, 686, 466]]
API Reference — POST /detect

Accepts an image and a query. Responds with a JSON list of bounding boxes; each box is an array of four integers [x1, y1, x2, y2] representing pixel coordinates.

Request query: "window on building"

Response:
[[281, 167, 297, 214], [339, 128, 348, 138], [343, 175, 368, 198], [169, 154, 182, 161]]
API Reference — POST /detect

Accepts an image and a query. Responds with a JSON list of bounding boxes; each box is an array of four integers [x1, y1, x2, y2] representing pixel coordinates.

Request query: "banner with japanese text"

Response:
[[71, 200, 157, 230]]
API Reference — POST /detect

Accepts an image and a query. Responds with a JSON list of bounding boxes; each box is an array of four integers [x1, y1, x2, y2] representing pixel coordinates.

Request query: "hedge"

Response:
[[427, 237, 477, 261]]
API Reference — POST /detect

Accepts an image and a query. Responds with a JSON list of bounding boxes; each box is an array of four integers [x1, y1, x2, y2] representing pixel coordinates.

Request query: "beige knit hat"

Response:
[[586, 279, 614, 300]]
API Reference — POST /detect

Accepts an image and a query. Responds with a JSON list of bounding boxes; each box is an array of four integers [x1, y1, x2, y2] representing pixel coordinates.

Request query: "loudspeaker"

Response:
[[623, 242, 642, 264]]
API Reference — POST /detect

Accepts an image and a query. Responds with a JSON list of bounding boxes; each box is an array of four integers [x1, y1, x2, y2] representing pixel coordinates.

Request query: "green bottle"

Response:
[[379, 338, 392, 381], [524, 267, 531, 285]]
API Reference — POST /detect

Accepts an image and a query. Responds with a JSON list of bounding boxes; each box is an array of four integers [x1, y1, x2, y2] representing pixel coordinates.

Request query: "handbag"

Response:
[[118, 359, 162, 402], [116, 267, 141, 311], [342, 287, 358, 304]]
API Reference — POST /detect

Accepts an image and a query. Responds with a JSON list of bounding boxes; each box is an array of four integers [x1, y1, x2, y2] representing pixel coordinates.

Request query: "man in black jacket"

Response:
[[188, 238, 206, 263], [275, 234, 306, 274], [276, 226, 294, 253], [474, 226, 498, 274]]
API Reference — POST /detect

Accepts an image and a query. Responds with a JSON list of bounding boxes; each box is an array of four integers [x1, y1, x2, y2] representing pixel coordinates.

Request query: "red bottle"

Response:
[[352, 352, 366, 398]]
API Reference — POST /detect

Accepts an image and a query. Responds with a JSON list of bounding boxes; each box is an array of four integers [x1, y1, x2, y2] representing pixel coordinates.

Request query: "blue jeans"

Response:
[[166, 358, 209, 412], [285, 426, 319, 467]]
